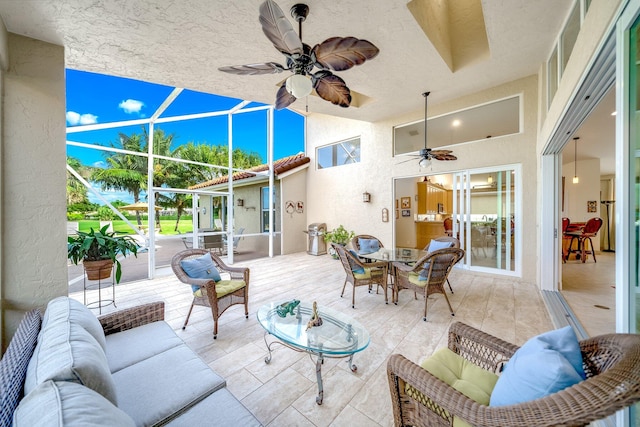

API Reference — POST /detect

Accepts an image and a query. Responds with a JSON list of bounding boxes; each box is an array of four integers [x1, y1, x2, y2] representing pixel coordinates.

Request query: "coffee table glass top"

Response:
[[257, 301, 370, 355], [359, 247, 426, 263]]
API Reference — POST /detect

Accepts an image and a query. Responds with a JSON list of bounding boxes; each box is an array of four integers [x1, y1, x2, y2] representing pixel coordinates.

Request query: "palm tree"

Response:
[[91, 131, 149, 226], [66, 157, 91, 205]]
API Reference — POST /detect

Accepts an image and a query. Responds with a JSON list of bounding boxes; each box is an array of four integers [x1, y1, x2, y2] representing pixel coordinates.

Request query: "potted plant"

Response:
[[324, 225, 355, 259], [68, 225, 139, 283]]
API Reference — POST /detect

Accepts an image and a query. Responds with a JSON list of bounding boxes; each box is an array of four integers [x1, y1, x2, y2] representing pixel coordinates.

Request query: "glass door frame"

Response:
[[451, 164, 522, 276]]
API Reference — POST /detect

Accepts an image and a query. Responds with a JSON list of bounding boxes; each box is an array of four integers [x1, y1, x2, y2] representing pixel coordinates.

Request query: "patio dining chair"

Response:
[[426, 237, 460, 293], [332, 243, 389, 307], [392, 247, 464, 321], [171, 249, 250, 339]]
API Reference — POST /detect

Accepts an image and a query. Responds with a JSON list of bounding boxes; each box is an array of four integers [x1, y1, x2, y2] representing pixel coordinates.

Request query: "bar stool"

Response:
[[567, 217, 603, 263]]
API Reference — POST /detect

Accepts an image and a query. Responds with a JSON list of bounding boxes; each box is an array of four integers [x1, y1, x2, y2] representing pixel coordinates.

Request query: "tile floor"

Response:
[[72, 251, 555, 427], [561, 251, 615, 337]]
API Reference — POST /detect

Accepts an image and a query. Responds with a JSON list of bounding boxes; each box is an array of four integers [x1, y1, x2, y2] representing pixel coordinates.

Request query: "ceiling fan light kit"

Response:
[[285, 74, 312, 98], [218, 0, 379, 110]]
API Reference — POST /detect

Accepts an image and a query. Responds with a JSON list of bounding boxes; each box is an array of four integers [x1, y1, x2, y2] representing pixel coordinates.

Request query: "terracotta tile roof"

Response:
[[189, 153, 310, 190]]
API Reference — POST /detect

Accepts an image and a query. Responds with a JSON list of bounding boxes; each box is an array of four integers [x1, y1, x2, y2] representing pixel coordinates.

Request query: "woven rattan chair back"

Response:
[[351, 235, 384, 253], [393, 247, 464, 321], [171, 248, 249, 339], [332, 243, 389, 308], [388, 322, 640, 427]]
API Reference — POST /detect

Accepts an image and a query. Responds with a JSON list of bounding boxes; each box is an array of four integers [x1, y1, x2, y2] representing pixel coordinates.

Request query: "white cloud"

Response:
[[119, 99, 145, 114], [92, 161, 107, 168], [66, 111, 98, 126]]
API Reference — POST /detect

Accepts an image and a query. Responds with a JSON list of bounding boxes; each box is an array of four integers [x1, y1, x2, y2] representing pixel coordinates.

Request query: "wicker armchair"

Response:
[[387, 322, 640, 427], [426, 237, 460, 293], [171, 249, 249, 339], [392, 247, 464, 320], [332, 243, 389, 307]]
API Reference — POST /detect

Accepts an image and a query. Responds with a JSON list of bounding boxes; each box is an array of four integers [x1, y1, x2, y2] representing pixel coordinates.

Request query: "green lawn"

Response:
[[77, 219, 194, 235]]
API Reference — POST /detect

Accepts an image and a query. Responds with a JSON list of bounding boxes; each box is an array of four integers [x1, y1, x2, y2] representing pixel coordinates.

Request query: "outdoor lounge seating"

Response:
[[332, 243, 389, 307], [171, 249, 250, 339], [5, 297, 260, 426], [387, 321, 640, 427], [392, 247, 464, 320]]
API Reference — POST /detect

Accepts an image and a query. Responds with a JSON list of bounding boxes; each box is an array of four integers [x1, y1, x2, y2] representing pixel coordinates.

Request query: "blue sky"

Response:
[[65, 70, 305, 204]]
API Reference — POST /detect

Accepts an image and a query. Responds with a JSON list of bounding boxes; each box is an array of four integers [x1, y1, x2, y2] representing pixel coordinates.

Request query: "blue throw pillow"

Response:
[[180, 253, 221, 293], [427, 239, 454, 252], [358, 238, 380, 255], [348, 250, 365, 274], [489, 326, 586, 406]]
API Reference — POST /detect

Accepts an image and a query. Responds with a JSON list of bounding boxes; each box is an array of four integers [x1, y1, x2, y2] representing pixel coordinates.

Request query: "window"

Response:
[[316, 137, 360, 169], [560, 2, 580, 75], [393, 96, 521, 156], [548, 46, 559, 108], [261, 186, 275, 232]]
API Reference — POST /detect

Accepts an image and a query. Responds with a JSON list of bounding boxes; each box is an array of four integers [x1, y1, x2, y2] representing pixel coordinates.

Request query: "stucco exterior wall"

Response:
[[307, 75, 539, 282], [280, 169, 307, 254], [2, 33, 67, 346]]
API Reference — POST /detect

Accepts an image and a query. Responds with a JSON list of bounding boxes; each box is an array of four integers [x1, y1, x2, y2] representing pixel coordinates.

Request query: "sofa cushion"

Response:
[[0, 309, 41, 427], [104, 321, 184, 373], [165, 388, 261, 427], [112, 345, 226, 426], [25, 309, 117, 405], [348, 249, 365, 274], [490, 326, 586, 406], [13, 380, 134, 427], [45, 297, 106, 351]]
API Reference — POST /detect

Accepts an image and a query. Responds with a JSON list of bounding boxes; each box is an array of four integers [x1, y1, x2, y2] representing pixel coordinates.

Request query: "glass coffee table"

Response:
[[257, 301, 370, 405]]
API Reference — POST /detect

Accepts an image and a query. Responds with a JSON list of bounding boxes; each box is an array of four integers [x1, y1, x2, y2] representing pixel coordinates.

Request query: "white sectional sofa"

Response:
[[1, 297, 261, 426]]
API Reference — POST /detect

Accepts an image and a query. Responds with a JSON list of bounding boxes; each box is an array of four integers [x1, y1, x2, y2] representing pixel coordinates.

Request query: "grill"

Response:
[[304, 223, 326, 255]]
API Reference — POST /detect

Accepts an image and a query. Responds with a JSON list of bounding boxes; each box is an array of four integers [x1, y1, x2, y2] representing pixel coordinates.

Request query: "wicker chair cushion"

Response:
[[490, 326, 585, 406], [357, 238, 379, 254], [180, 253, 221, 293], [408, 348, 498, 427], [348, 250, 365, 274], [408, 272, 429, 286], [13, 380, 135, 427], [0, 309, 41, 427], [428, 239, 454, 252], [193, 280, 246, 299]]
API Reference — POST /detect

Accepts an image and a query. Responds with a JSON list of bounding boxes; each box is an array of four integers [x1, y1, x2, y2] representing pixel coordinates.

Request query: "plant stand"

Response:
[[83, 265, 116, 315]]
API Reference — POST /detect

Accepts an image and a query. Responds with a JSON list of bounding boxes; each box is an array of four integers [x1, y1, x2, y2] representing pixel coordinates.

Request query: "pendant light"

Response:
[[572, 137, 579, 184]]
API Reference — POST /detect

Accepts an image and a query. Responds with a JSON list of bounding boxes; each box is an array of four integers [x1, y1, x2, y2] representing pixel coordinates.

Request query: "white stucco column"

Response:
[[2, 33, 67, 347]]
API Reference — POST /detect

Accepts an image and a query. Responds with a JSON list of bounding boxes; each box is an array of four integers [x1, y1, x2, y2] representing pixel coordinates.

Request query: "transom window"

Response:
[[316, 137, 360, 169]]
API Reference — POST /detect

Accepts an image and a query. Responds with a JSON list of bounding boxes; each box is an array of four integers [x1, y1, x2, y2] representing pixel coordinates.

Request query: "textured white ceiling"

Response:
[[0, 0, 573, 123]]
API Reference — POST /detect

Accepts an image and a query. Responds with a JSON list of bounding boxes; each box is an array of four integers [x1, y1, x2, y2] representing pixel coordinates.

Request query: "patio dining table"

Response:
[[359, 248, 427, 299]]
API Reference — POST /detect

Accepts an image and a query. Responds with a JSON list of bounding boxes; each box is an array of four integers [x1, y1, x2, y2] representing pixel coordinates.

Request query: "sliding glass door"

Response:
[[452, 166, 520, 274]]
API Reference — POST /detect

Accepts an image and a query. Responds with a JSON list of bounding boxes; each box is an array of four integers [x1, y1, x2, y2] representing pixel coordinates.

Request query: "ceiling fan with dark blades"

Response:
[[218, 0, 379, 110], [398, 92, 458, 167]]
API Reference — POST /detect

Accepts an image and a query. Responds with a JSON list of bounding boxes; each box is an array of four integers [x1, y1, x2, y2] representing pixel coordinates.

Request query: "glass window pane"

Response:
[[548, 47, 559, 108], [316, 137, 360, 169], [561, 3, 580, 74], [394, 96, 521, 156]]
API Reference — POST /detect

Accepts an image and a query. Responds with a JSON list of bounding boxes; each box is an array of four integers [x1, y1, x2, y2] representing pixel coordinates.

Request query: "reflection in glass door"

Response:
[[453, 167, 518, 274]]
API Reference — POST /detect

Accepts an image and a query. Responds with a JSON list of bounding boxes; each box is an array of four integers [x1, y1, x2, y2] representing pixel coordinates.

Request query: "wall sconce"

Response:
[[572, 137, 580, 184], [201, 207, 206, 215], [362, 192, 371, 203], [237, 199, 244, 207]]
